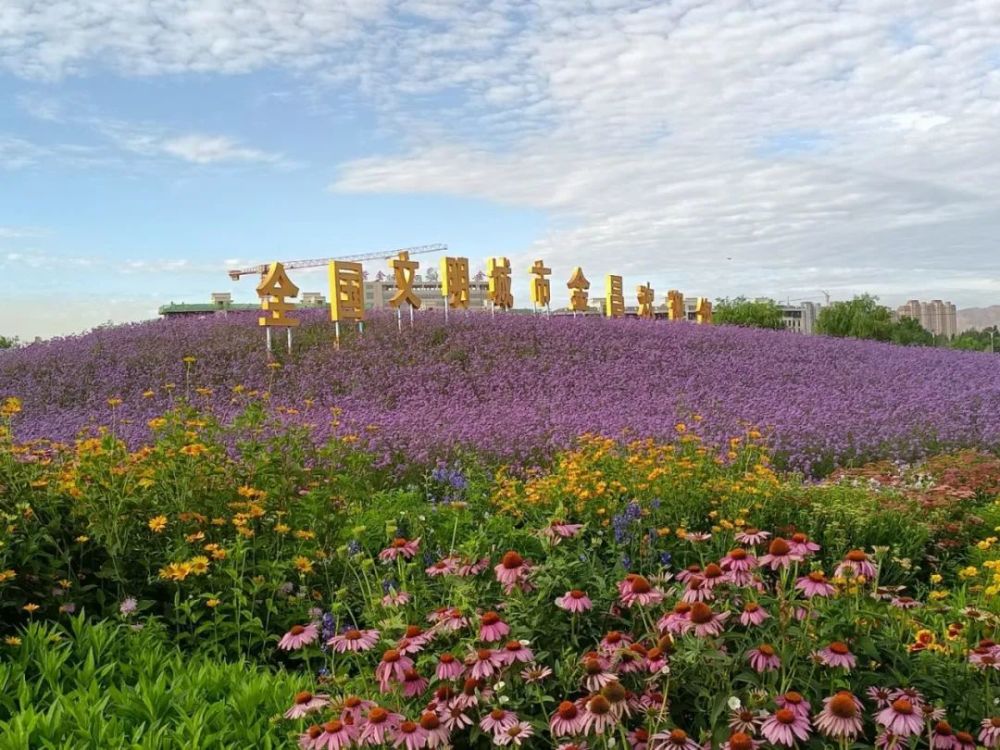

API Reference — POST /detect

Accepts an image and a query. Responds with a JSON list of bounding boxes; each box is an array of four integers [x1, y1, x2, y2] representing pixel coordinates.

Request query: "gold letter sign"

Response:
[[329, 261, 365, 322], [605, 274, 625, 318], [567, 267, 590, 312], [637, 282, 655, 319], [529, 260, 551, 308], [667, 290, 685, 321], [696, 297, 713, 324], [487, 256, 513, 309], [257, 262, 300, 327], [389, 251, 421, 309], [440, 257, 470, 309]]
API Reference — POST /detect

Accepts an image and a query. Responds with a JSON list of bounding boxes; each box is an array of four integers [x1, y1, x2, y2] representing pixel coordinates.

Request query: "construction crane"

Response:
[[227, 243, 447, 281]]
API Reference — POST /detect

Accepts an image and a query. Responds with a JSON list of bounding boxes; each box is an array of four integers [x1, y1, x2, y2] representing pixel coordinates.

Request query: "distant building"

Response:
[[364, 269, 491, 310], [778, 301, 822, 335], [896, 299, 957, 337]]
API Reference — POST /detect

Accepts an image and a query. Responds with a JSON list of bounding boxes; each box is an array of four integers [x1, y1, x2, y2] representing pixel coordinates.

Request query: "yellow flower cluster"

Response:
[[0, 397, 22, 417], [158, 556, 211, 582]]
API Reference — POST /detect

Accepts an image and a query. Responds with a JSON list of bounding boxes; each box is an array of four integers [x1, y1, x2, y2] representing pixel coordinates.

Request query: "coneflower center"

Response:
[[775, 709, 796, 724], [829, 693, 857, 718]]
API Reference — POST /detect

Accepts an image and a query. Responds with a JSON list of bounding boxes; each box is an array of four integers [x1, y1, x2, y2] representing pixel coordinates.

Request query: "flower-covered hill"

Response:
[[4, 310, 1000, 472]]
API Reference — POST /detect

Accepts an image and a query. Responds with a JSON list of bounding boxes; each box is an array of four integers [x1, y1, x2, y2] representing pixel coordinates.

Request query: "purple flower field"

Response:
[[3, 311, 1000, 473]]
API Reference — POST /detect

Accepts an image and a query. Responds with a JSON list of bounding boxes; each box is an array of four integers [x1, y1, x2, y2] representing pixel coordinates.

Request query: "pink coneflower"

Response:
[[418, 711, 450, 748], [659, 602, 692, 635], [795, 570, 836, 598], [381, 590, 411, 607], [480, 708, 518, 735], [867, 686, 893, 707], [815, 641, 856, 670], [557, 589, 594, 613], [583, 694, 617, 734], [328, 628, 380, 653], [582, 654, 618, 691], [721, 548, 758, 574], [379, 537, 420, 561], [681, 577, 715, 603], [921, 705, 946, 723], [497, 721, 535, 746], [316, 719, 354, 750], [815, 692, 864, 740], [522, 663, 553, 682], [729, 708, 764, 735], [299, 724, 324, 749], [453, 677, 490, 709], [890, 596, 920, 610], [686, 532, 712, 542], [279, 623, 319, 651], [375, 649, 414, 692], [494, 551, 532, 592], [441, 703, 472, 732], [500, 639, 535, 664], [400, 624, 432, 648], [954, 731, 978, 750], [339, 696, 375, 724], [357, 706, 400, 746], [970, 647, 1000, 670], [776, 692, 811, 720], [457, 557, 490, 577], [551, 700, 586, 736], [888, 687, 926, 710], [645, 646, 668, 674], [479, 611, 510, 642], [558, 744, 590, 750], [436, 652, 464, 680], [876, 699, 924, 737], [600, 680, 631, 720], [439, 608, 468, 631], [735, 529, 771, 545], [722, 732, 760, 750], [688, 602, 729, 638], [401, 668, 428, 698], [649, 727, 701, 750], [619, 574, 664, 608], [788, 532, 820, 557], [980, 717, 1000, 748], [628, 727, 650, 750], [392, 720, 427, 750], [835, 549, 877, 579], [426, 557, 458, 576], [747, 644, 781, 672], [285, 691, 331, 719], [469, 648, 504, 680], [739, 602, 770, 627], [676, 564, 703, 583], [932, 721, 957, 750], [543, 520, 584, 542], [600, 631, 633, 653], [761, 708, 811, 746], [759, 538, 803, 571]]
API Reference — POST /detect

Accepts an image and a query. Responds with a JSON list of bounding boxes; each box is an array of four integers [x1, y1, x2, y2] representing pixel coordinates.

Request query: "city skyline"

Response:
[[3, 1, 1000, 339]]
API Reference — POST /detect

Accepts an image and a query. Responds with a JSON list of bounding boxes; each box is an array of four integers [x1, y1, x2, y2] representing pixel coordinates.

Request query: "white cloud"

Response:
[[160, 134, 285, 165], [4, 1, 1000, 308], [0, 226, 48, 239]]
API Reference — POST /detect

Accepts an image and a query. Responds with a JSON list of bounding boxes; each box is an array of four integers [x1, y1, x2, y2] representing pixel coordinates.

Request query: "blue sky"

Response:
[[2, 1, 1000, 338]]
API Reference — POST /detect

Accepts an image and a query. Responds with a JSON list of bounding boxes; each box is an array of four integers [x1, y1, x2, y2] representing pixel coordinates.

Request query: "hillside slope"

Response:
[[3, 311, 1000, 473]]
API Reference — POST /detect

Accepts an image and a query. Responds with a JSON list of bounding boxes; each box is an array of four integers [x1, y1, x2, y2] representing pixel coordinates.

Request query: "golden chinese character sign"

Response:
[[529, 260, 551, 308], [389, 251, 421, 309], [637, 282, 655, 319], [441, 256, 470, 309], [567, 267, 590, 312], [696, 297, 713, 324], [667, 290, 685, 321], [605, 274, 625, 318], [329, 261, 365, 322], [256, 262, 300, 327], [487, 256, 513, 309]]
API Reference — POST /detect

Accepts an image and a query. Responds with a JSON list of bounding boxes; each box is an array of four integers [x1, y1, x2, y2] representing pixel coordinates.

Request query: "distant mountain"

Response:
[[957, 306, 1000, 331]]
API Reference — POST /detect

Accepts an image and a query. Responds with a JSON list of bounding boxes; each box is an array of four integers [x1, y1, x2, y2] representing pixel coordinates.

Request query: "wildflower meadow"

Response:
[[2, 313, 1000, 749]]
